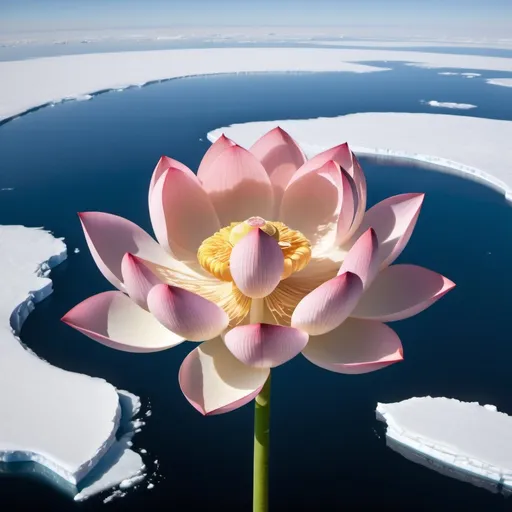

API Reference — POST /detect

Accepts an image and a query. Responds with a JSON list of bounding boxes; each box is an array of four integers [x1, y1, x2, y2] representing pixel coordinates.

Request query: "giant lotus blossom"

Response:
[[62, 127, 455, 416]]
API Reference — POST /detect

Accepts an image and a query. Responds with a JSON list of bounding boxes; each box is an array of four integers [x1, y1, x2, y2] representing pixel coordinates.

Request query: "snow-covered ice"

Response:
[[208, 112, 512, 201], [307, 40, 512, 50], [103, 490, 126, 503], [73, 247, 80, 254], [2, 47, 512, 122], [0, 226, 117, 484], [486, 78, 512, 88], [74, 389, 146, 501], [2, 27, 510, 47], [119, 473, 146, 490], [74, 94, 92, 101], [421, 100, 476, 109], [0, 225, 146, 500], [377, 397, 512, 493]]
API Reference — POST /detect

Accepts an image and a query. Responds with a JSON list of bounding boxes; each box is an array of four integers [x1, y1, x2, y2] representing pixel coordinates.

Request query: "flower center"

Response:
[[197, 217, 312, 282]]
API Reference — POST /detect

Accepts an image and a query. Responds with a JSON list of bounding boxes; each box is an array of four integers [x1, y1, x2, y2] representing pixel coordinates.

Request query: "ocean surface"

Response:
[[1, 67, 512, 510]]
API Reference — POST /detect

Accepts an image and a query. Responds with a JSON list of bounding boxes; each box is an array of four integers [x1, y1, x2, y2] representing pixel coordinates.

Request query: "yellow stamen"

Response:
[[197, 218, 312, 282], [229, 216, 279, 245], [144, 219, 314, 330]]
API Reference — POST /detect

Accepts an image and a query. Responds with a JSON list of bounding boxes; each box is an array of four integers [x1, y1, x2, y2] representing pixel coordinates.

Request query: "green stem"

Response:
[[253, 373, 271, 512]]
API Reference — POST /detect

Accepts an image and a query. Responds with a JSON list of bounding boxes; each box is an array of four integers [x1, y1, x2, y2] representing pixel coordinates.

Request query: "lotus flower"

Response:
[[62, 127, 455, 416]]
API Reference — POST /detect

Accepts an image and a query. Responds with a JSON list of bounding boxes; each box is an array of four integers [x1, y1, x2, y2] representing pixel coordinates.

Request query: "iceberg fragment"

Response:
[[486, 78, 512, 88], [377, 397, 512, 494], [421, 100, 476, 109], [0, 225, 147, 500]]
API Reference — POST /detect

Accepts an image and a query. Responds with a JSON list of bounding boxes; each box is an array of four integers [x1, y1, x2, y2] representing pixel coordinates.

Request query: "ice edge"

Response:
[[376, 397, 512, 493], [0, 226, 143, 498]]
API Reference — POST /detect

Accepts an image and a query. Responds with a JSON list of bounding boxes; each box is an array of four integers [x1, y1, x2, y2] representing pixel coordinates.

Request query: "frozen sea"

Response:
[[1, 65, 512, 510], [2, 38, 512, 61]]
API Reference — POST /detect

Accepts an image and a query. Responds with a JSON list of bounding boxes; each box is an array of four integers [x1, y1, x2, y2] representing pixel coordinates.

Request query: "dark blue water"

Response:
[[1, 70, 512, 511]]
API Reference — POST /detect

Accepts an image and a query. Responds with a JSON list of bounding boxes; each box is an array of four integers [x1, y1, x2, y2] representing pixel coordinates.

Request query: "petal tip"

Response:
[[412, 192, 426, 203], [446, 277, 456, 290]]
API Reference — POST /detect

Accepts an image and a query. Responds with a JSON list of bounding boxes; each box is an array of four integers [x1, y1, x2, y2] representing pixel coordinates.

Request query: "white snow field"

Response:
[[304, 40, 512, 50], [421, 100, 476, 109], [2, 47, 512, 122], [0, 226, 144, 499], [207, 112, 512, 201], [1, 27, 510, 47], [487, 78, 512, 88], [377, 398, 512, 493]]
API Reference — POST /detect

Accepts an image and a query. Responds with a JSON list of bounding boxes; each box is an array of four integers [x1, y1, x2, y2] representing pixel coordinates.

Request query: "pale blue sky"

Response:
[[1, 0, 511, 35]]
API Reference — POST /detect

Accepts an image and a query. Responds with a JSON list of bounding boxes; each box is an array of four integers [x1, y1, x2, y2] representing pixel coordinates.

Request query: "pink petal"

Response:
[[197, 134, 236, 179], [199, 145, 274, 225], [147, 283, 229, 341], [335, 168, 358, 245], [351, 264, 455, 322], [249, 127, 306, 212], [149, 167, 220, 260], [290, 143, 353, 182], [149, 155, 197, 200], [178, 337, 270, 415], [62, 291, 184, 352], [224, 323, 309, 368], [121, 253, 161, 309], [78, 211, 181, 291], [290, 144, 367, 239], [338, 228, 379, 289], [230, 228, 284, 299], [279, 160, 343, 252], [350, 193, 424, 268], [302, 318, 403, 374], [291, 271, 363, 335], [343, 154, 367, 240]]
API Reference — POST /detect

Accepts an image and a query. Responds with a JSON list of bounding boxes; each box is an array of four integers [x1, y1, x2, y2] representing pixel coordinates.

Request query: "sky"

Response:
[[0, 0, 511, 38]]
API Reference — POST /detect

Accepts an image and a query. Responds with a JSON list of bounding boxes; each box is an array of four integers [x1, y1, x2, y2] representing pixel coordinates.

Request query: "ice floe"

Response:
[[486, 78, 512, 88], [421, 100, 477, 109], [74, 94, 92, 101], [2, 47, 512, 122], [438, 71, 482, 77], [377, 397, 512, 494], [208, 112, 512, 201], [0, 225, 146, 500]]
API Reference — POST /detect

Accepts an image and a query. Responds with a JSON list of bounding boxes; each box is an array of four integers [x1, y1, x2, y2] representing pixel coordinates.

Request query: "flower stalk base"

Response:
[[253, 373, 271, 512]]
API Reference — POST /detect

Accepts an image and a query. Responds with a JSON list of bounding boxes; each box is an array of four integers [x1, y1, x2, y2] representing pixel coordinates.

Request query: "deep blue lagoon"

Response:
[[1, 68, 512, 510]]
